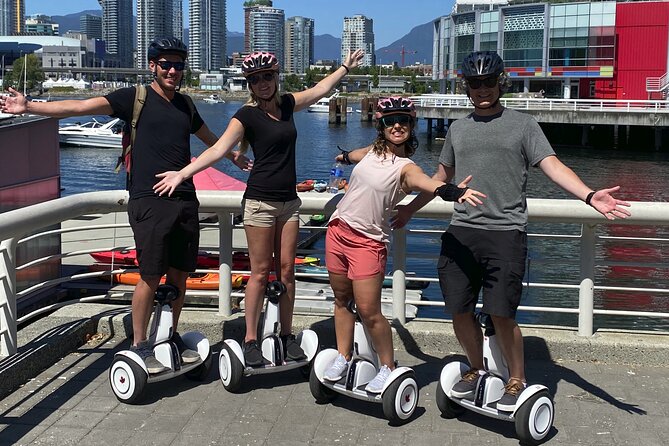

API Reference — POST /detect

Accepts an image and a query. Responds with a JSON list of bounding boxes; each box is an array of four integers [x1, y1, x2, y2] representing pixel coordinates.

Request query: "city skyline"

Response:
[[25, 0, 452, 47]]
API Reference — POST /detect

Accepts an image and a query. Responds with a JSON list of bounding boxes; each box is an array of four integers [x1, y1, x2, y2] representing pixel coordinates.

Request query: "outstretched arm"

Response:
[[402, 164, 486, 205], [335, 145, 373, 165], [539, 155, 631, 220], [195, 123, 252, 171], [0, 87, 113, 117], [292, 49, 364, 112], [154, 118, 246, 196]]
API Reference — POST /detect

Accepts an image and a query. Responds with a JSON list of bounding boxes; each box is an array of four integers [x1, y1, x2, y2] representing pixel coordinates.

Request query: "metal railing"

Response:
[[410, 94, 669, 113], [646, 72, 669, 93], [2, 190, 669, 357]]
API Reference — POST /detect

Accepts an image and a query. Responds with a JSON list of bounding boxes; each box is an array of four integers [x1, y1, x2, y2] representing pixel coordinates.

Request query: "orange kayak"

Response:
[[111, 272, 244, 290]]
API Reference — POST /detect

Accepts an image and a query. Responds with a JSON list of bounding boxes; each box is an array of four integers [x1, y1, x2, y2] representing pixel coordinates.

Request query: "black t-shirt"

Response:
[[105, 86, 204, 199], [233, 94, 298, 202]]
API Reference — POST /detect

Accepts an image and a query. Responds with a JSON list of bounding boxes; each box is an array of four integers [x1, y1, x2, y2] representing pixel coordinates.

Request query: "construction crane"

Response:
[[383, 45, 418, 67]]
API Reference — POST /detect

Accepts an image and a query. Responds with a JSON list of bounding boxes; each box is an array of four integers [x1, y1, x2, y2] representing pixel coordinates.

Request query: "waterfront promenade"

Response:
[[1, 303, 668, 446]]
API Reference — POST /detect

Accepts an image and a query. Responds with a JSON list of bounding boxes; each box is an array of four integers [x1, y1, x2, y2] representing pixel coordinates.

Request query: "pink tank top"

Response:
[[330, 150, 414, 243]]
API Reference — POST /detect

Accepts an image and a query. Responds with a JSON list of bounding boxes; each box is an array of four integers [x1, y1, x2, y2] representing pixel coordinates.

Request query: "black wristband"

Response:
[[341, 64, 350, 74], [434, 184, 467, 202], [341, 150, 352, 165], [585, 191, 596, 206]]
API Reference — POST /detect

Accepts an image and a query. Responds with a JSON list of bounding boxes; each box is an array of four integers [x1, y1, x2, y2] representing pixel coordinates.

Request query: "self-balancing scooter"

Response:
[[218, 280, 319, 392], [309, 300, 418, 425], [109, 284, 212, 404], [436, 313, 554, 444]]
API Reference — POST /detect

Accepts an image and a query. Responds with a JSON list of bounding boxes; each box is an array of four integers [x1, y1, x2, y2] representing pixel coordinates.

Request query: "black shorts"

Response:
[[437, 225, 527, 318], [128, 195, 200, 277]]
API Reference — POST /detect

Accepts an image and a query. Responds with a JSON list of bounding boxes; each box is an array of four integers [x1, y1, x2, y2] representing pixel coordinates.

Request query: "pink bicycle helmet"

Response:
[[375, 96, 417, 119], [242, 52, 280, 76]]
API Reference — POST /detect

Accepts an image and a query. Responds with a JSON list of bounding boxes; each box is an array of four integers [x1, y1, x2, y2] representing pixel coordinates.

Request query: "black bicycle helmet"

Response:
[[461, 51, 504, 78], [147, 37, 188, 62]]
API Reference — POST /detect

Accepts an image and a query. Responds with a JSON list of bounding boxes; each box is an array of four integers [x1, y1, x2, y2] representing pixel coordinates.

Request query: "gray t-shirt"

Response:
[[439, 108, 555, 231]]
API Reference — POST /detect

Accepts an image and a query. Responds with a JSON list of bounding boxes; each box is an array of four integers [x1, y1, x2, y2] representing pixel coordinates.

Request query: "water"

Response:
[[59, 100, 669, 331]]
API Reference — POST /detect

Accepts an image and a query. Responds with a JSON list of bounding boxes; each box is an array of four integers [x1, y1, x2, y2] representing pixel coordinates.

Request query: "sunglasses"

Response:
[[156, 60, 185, 71], [467, 76, 499, 89], [248, 72, 275, 85], [381, 115, 412, 127]]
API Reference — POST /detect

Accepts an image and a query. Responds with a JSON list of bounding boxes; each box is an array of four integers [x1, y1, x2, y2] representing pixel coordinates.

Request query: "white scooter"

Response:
[[109, 284, 212, 404], [309, 300, 419, 425], [218, 280, 319, 392], [436, 313, 554, 445]]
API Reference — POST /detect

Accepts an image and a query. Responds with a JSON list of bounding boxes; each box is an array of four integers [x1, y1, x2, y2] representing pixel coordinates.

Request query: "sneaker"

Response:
[[281, 334, 307, 361], [130, 341, 169, 374], [323, 354, 349, 382], [497, 380, 527, 412], [451, 368, 481, 399], [243, 340, 264, 367], [365, 365, 392, 394], [171, 332, 200, 364]]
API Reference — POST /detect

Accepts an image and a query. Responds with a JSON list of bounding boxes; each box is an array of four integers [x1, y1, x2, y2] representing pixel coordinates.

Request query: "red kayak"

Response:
[[90, 250, 319, 270]]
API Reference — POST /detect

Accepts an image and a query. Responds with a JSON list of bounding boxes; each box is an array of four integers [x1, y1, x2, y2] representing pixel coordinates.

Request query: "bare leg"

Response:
[[453, 312, 484, 370], [490, 315, 525, 382], [274, 219, 299, 336], [165, 268, 188, 333], [353, 274, 394, 369], [243, 224, 275, 343], [131, 275, 161, 346], [328, 272, 355, 359]]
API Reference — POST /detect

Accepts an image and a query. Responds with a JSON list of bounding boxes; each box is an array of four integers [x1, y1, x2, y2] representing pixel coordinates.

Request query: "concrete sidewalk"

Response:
[[1, 304, 669, 445]]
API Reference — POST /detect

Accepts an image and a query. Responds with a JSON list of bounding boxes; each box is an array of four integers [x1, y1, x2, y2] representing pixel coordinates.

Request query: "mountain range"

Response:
[[51, 10, 433, 66]]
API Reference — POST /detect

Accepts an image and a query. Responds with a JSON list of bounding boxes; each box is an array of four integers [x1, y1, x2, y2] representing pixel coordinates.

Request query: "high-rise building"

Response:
[[0, 0, 25, 35], [137, 0, 183, 69], [248, 6, 284, 66], [80, 14, 102, 40], [284, 16, 313, 74], [25, 14, 58, 36], [189, 0, 227, 72], [341, 15, 375, 67], [243, 0, 272, 53], [99, 0, 133, 68]]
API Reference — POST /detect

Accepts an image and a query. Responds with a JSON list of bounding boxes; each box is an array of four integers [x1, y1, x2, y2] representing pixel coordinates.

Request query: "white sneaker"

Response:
[[365, 365, 392, 393], [324, 354, 349, 381]]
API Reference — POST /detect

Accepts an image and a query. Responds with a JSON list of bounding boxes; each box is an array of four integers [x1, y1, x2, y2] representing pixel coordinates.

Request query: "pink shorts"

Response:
[[325, 219, 387, 280]]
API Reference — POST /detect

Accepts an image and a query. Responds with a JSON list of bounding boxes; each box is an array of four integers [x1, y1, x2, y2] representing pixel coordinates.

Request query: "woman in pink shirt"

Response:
[[322, 97, 486, 392]]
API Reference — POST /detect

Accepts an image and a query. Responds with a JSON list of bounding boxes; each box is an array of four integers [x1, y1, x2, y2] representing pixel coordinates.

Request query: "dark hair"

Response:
[[372, 120, 419, 158]]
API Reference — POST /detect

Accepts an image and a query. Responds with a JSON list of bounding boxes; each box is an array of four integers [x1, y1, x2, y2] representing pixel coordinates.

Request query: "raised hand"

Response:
[[344, 49, 364, 70], [0, 87, 29, 115]]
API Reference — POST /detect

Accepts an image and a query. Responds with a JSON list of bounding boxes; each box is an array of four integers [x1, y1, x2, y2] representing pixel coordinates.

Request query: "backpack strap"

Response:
[[115, 85, 147, 173]]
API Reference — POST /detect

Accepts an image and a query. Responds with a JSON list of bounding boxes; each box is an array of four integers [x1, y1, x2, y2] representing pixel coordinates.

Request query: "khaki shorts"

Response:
[[242, 198, 301, 228]]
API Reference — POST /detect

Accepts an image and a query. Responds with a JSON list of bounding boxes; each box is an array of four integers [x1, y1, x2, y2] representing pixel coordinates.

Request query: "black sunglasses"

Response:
[[467, 76, 499, 89], [156, 60, 185, 71], [248, 72, 275, 85], [381, 115, 412, 127]]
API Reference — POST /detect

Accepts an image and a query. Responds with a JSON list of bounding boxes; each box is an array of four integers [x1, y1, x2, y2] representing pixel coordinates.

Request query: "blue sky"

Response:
[[26, 0, 453, 47]]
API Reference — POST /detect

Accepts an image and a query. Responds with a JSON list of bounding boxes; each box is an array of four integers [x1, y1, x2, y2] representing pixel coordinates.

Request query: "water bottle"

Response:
[[327, 161, 344, 194]]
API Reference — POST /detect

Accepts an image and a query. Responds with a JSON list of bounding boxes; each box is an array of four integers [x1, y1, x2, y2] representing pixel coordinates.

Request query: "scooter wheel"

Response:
[[382, 374, 418, 425], [309, 364, 336, 403], [219, 344, 243, 392], [436, 380, 465, 418], [515, 390, 554, 445], [109, 357, 147, 404], [186, 352, 212, 381]]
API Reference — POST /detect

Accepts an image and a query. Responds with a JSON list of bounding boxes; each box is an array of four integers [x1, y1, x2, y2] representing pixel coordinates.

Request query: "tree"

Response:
[[9, 54, 44, 93], [304, 68, 316, 88], [372, 72, 379, 88], [283, 74, 302, 92]]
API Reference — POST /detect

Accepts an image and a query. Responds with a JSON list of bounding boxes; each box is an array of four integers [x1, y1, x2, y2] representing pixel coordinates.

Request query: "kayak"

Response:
[[294, 264, 430, 290], [88, 264, 245, 290], [296, 179, 315, 192], [90, 250, 319, 269]]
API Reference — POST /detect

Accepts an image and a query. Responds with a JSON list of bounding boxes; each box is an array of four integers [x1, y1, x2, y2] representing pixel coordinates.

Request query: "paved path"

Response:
[[1, 333, 667, 446]]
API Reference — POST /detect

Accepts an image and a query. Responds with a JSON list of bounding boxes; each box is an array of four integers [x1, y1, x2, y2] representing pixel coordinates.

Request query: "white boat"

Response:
[[58, 117, 124, 148], [202, 94, 225, 104], [307, 91, 353, 113]]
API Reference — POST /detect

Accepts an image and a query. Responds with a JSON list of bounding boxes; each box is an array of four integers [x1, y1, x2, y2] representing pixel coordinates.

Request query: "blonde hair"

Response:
[[238, 75, 282, 154]]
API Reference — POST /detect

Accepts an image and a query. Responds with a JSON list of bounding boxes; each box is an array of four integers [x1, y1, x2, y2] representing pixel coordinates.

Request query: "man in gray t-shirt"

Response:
[[393, 51, 631, 412]]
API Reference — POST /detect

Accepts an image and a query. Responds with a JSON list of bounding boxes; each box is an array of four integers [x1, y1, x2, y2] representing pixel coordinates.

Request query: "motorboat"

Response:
[[307, 90, 353, 113], [58, 117, 124, 148], [202, 94, 225, 104]]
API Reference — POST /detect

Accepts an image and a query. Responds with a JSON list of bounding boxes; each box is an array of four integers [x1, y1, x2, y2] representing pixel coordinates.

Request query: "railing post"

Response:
[[217, 212, 233, 317], [578, 224, 596, 336], [0, 238, 18, 357], [391, 227, 407, 325]]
